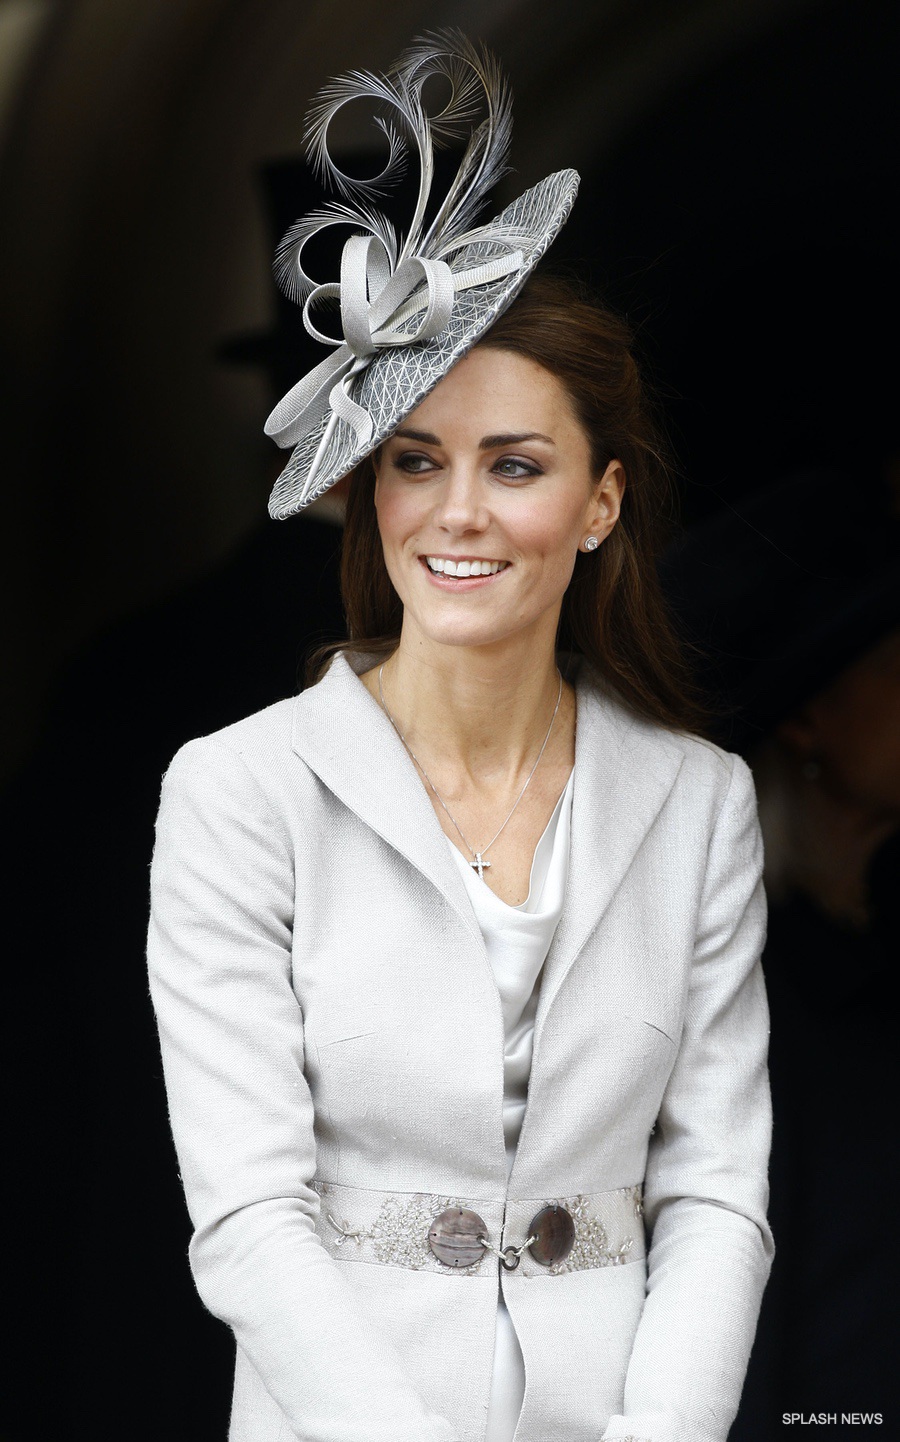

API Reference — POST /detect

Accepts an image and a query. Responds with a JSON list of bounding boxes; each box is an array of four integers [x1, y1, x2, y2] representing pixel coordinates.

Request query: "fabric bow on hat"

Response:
[[262, 30, 579, 516], [264, 234, 525, 458]]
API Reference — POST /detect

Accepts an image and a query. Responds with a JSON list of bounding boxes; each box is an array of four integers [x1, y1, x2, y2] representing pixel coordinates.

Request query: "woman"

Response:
[[148, 35, 772, 1442]]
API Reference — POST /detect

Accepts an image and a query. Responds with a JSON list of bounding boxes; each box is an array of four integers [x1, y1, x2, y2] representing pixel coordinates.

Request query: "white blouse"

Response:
[[445, 768, 575, 1442]]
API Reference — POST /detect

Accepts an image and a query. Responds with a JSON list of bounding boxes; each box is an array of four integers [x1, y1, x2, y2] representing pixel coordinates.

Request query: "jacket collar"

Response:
[[291, 651, 685, 993], [532, 666, 685, 1042], [292, 650, 483, 946]]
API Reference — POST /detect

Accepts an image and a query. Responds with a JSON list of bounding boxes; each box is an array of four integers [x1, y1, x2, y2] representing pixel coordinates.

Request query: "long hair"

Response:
[[308, 271, 706, 735]]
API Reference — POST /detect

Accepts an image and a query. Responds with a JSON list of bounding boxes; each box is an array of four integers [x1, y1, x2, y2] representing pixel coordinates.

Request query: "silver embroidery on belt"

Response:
[[537, 1191, 640, 1275], [320, 1187, 489, 1273], [314, 1180, 645, 1276]]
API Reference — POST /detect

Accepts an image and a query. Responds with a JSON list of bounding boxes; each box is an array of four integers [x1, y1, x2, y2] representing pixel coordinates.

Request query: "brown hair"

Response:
[[309, 270, 706, 734]]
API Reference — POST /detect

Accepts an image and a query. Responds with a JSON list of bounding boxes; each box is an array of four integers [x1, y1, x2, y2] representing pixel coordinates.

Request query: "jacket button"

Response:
[[527, 1204, 576, 1266], [428, 1207, 488, 1267]]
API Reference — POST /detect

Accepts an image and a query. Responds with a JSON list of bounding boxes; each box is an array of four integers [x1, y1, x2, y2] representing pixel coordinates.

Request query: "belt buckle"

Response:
[[526, 1203, 576, 1266], [427, 1206, 489, 1268]]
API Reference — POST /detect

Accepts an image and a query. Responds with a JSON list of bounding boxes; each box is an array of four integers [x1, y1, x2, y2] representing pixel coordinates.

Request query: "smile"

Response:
[[423, 556, 510, 577]]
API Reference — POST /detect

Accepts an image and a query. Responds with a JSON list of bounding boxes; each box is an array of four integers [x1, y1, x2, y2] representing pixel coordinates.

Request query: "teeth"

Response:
[[426, 557, 507, 577]]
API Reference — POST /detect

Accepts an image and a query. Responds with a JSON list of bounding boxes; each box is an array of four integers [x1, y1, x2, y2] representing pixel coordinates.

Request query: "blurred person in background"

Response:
[[662, 468, 900, 1434]]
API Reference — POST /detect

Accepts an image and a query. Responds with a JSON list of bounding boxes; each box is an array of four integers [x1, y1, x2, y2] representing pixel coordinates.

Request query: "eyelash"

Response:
[[392, 452, 543, 480]]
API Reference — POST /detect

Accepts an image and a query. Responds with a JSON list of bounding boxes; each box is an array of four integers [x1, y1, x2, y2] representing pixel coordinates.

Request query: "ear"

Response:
[[585, 459, 625, 545]]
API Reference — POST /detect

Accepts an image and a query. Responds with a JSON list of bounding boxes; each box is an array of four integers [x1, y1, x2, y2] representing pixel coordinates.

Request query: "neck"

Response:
[[375, 626, 567, 785]]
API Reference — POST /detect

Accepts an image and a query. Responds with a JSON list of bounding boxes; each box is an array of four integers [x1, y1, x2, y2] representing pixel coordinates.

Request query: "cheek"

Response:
[[511, 498, 585, 570], [374, 482, 418, 554]]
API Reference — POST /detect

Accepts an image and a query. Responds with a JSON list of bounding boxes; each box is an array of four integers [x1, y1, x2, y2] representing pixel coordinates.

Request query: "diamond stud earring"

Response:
[[583, 535, 599, 551]]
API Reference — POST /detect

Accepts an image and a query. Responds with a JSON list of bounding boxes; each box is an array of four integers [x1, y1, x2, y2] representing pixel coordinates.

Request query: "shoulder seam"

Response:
[[167, 734, 294, 863]]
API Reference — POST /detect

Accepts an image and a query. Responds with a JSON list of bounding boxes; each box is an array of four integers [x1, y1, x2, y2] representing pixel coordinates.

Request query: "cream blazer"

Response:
[[147, 651, 773, 1442]]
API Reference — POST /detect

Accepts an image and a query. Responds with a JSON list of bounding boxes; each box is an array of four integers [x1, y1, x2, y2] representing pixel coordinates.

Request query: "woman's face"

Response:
[[373, 347, 623, 656]]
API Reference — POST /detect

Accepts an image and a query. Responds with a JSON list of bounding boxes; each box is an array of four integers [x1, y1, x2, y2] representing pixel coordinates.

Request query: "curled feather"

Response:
[[389, 31, 484, 146], [303, 70, 411, 200], [274, 202, 398, 305], [276, 31, 514, 302], [391, 30, 513, 254]]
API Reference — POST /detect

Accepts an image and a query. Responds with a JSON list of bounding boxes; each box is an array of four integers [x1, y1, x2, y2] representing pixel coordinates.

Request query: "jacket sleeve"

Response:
[[146, 736, 458, 1442], [600, 752, 774, 1442]]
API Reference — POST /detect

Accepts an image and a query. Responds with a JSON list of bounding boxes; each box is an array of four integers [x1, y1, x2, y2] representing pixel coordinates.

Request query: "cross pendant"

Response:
[[470, 853, 491, 880]]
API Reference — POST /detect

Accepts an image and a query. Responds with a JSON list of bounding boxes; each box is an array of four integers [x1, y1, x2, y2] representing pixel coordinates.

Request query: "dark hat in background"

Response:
[[217, 158, 327, 400], [661, 469, 900, 754]]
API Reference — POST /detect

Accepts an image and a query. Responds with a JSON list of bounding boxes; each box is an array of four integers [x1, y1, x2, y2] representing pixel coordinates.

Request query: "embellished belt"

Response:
[[312, 1179, 645, 1277]]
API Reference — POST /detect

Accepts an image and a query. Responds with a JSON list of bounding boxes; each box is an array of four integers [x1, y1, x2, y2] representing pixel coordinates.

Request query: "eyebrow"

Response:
[[392, 427, 555, 448]]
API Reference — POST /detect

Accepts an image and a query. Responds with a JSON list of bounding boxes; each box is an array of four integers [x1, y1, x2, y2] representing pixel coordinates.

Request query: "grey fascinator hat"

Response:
[[263, 30, 580, 519]]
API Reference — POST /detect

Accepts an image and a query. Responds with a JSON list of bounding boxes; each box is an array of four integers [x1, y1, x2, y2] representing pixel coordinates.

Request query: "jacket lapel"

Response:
[[291, 651, 484, 948], [291, 652, 685, 1033], [531, 666, 685, 1048]]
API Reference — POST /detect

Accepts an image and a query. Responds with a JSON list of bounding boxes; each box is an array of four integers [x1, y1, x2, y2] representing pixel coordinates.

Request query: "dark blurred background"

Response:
[[1, 1, 898, 1437]]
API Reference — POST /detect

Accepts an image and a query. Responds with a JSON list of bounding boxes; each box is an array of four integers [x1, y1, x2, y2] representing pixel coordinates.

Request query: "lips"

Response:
[[424, 556, 510, 577]]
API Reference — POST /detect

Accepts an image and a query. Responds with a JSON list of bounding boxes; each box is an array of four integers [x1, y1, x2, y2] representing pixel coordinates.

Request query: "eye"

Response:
[[392, 451, 438, 475], [493, 456, 543, 479]]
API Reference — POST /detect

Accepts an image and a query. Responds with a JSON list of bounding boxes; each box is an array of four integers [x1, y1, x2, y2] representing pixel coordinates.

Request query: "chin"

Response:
[[418, 623, 510, 650], [411, 608, 540, 652]]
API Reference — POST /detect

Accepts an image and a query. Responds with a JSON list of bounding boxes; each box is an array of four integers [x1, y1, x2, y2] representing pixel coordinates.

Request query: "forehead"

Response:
[[399, 346, 581, 440]]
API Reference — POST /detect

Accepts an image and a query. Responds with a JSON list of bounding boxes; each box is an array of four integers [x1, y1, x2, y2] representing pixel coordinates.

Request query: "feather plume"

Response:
[[276, 32, 515, 304], [303, 70, 411, 201], [389, 31, 484, 146], [391, 30, 513, 256], [274, 203, 398, 306]]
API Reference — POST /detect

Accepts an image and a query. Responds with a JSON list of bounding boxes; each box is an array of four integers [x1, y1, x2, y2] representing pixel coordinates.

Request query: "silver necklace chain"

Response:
[[377, 663, 563, 881]]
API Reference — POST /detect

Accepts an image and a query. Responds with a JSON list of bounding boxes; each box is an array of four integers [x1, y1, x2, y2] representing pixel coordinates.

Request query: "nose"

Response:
[[431, 462, 488, 534]]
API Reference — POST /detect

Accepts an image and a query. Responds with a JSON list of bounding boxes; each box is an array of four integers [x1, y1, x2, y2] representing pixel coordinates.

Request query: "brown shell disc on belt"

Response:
[[527, 1204, 576, 1266], [427, 1207, 488, 1267]]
